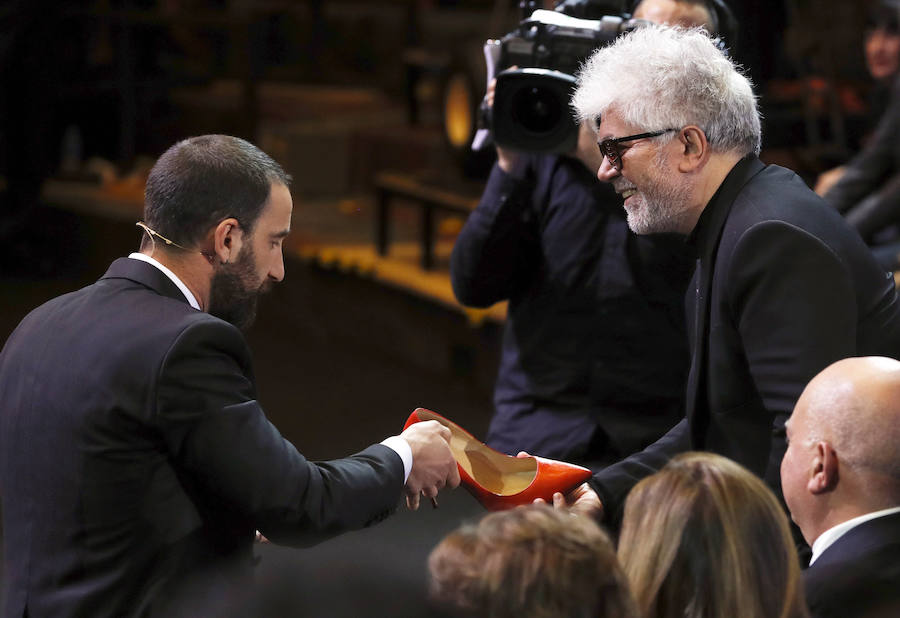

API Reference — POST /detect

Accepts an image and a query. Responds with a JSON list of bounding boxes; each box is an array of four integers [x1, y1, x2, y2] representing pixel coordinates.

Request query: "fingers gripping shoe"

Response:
[[403, 408, 592, 511]]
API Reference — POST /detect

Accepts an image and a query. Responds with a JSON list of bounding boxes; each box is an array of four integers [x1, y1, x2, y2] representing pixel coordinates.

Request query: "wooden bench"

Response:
[[374, 171, 481, 270]]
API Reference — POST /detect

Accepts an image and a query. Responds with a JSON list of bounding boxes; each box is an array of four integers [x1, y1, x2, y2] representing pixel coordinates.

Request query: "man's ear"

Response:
[[211, 217, 243, 265], [676, 125, 708, 173], [808, 441, 839, 495]]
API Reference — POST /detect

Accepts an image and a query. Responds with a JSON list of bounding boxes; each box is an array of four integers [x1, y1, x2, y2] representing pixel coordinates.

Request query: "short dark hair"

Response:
[[143, 135, 291, 248], [866, 0, 900, 33]]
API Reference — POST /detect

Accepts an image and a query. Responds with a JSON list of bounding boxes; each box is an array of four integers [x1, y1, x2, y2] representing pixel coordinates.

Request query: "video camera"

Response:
[[477, 1, 643, 154]]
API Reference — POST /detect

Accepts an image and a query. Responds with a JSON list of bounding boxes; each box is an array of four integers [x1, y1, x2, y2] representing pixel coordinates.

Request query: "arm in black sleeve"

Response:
[[155, 317, 405, 548], [843, 173, 900, 241], [450, 159, 540, 307], [590, 417, 691, 528]]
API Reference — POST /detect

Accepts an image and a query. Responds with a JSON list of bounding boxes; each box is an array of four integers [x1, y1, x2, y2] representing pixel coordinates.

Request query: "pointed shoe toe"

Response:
[[403, 408, 592, 511]]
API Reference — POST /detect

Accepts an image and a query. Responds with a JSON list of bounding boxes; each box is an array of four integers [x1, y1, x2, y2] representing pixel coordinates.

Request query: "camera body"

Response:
[[483, 4, 640, 153]]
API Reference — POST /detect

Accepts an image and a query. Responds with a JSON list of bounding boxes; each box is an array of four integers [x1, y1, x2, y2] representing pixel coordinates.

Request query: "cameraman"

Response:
[[450, 0, 730, 470]]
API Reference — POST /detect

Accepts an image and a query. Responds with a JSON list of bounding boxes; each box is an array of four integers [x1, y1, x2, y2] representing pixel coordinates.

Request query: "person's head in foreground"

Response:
[[572, 25, 760, 235], [618, 452, 808, 618], [140, 134, 292, 329], [428, 504, 636, 618], [781, 356, 900, 548]]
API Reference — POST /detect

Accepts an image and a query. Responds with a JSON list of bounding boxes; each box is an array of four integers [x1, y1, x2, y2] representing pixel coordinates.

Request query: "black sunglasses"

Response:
[[597, 128, 679, 170]]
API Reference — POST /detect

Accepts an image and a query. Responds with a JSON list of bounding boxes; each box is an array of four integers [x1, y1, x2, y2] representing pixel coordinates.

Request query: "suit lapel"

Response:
[[100, 257, 193, 305], [685, 156, 766, 445]]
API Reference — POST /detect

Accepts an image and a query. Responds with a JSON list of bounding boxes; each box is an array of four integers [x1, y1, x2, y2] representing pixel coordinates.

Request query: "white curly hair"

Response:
[[572, 24, 761, 156]]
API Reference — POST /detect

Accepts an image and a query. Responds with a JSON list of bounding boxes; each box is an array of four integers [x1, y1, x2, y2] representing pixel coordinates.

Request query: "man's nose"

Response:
[[270, 252, 285, 282], [597, 156, 619, 183]]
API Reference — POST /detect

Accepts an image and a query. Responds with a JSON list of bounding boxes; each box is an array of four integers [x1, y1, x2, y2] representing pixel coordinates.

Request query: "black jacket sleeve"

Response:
[[590, 417, 691, 526], [450, 160, 540, 307], [154, 316, 405, 548]]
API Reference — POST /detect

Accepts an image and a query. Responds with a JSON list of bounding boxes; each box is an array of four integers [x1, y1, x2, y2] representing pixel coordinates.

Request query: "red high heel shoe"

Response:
[[404, 408, 592, 511]]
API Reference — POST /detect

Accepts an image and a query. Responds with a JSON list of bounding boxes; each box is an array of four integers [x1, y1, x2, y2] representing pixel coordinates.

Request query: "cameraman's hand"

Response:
[[401, 416, 460, 510], [486, 72, 521, 173]]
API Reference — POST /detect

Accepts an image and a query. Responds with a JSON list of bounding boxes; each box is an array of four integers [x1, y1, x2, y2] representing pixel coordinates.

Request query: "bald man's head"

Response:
[[781, 357, 900, 544], [798, 357, 900, 475]]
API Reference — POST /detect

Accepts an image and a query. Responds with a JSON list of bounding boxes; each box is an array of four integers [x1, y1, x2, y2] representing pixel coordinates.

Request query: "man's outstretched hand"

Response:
[[516, 451, 604, 520], [541, 483, 604, 520], [401, 417, 461, 510]]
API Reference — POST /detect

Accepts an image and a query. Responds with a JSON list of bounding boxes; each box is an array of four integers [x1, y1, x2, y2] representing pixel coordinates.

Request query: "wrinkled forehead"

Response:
[[593, 108, 635, 138]]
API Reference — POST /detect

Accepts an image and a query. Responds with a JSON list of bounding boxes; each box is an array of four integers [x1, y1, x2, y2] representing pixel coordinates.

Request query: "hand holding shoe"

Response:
[[516, 451, 604, 520], [543, 483, 604, 520], [401, 418, 461, 510], [404, 410, 592, 510]]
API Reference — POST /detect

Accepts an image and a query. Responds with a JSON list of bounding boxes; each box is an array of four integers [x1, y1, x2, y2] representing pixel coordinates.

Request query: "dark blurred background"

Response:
[[0, 0, 888, 614]]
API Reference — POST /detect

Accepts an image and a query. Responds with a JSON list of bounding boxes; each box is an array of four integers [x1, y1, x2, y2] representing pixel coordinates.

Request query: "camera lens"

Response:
[[511, 86, 562, 135], [493, 69, 578, 152]]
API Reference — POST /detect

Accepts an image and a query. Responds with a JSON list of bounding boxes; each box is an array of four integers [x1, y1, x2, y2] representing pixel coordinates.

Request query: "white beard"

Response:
[[617, 156, 694, 235]]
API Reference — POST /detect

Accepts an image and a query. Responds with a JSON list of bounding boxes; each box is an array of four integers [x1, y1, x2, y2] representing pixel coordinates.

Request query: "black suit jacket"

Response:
[[591, 156, 900, 521], [804, 511, 900, 618], [0, 258, 405, 618]]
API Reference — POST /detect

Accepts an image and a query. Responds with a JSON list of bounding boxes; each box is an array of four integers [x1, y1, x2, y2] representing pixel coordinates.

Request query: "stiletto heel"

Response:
[[404, 408, 592, 511]]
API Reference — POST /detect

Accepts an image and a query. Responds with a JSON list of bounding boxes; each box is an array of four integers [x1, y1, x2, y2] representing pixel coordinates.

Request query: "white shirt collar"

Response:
[[128, 253, 201, 310], [809, 505, 900, 565]]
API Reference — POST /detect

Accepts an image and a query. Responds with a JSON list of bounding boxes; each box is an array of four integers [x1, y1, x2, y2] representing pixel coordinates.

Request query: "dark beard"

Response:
[[208, 245, 267, 330]]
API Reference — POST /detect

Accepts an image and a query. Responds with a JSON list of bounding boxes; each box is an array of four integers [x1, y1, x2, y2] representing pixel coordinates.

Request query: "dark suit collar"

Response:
[[101, 257, 192, 306], [686, 154, 766, 260], [812, 509, 900, 570], [683, 154, 766, 436]]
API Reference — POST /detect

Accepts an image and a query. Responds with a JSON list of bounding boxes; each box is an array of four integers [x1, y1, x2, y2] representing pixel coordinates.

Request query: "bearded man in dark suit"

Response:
[[782, 357, 900, 618], [553, 26, 900, 523], [0, 134, 460, 617]]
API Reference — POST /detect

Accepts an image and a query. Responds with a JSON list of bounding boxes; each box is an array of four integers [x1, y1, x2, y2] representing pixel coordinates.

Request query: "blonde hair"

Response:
[[429, 504, 636, 618], [618, 452, 808, 618]]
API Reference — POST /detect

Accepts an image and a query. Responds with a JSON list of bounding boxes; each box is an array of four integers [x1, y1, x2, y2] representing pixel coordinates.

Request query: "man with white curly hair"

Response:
[[556, 26, 900, 528]]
